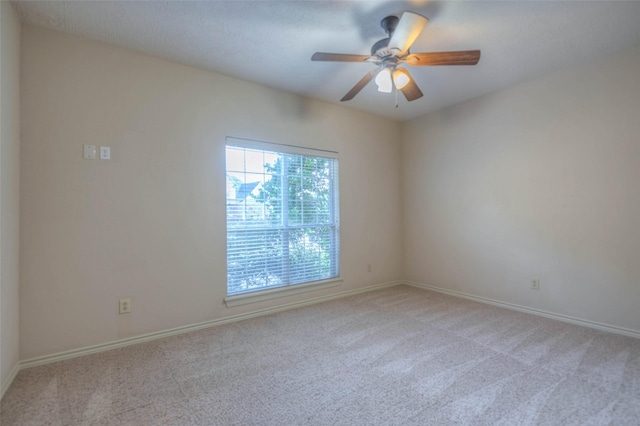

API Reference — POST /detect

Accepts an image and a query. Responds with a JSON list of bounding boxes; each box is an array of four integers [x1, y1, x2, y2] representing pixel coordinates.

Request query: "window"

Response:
[[225, 138, 340, 298]]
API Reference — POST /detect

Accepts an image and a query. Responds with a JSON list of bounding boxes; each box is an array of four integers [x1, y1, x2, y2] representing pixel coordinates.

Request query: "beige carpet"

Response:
[[2, 285, 639, 425]]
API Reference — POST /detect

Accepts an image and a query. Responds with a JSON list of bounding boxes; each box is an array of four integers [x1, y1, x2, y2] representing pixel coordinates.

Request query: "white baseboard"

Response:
[[15, 279, 637, 385], [19, 280, 401, 370], [1, 362, 20, 400], [403, 281, 640, 339]]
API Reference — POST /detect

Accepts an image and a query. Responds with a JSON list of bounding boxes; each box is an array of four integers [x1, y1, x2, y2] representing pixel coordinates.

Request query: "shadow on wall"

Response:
[[267, 90, 322, 121]]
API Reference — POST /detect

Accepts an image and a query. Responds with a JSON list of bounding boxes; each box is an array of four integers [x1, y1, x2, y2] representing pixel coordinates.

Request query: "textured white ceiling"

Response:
[[12, 0, 640, 121]]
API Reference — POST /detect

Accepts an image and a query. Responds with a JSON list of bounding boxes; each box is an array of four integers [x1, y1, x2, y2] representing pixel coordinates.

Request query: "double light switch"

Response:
[[83, 145, 110, 160]]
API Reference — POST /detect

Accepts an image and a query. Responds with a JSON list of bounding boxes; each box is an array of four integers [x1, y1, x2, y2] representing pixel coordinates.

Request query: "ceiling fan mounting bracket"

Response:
[[380, 15, 399, 35]]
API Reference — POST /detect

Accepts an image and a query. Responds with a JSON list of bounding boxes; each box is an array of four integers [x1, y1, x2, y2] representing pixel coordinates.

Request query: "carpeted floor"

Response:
[[2, 285, 640, 425]]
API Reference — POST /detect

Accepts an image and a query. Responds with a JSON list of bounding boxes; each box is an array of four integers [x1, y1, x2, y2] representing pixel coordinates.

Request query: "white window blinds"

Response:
[[225, 138, 340, 296]]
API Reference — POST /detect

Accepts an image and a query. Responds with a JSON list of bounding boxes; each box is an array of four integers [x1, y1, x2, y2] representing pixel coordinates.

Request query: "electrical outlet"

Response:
[[531, 279, 541, 291], [367, 264, 372, 273], [119, 298, 131, 314]]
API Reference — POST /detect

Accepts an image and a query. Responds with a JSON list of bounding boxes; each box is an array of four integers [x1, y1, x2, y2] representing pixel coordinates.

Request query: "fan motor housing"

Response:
[[371, 38, 390, 56]]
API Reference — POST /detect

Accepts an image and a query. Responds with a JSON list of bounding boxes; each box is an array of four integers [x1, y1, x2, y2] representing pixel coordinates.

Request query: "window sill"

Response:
[[224, 278, 343, 308]]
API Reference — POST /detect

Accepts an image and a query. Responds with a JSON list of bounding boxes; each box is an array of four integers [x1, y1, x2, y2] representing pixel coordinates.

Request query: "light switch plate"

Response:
[[100, 146, 111, 160], [83, 144, 97, 160]]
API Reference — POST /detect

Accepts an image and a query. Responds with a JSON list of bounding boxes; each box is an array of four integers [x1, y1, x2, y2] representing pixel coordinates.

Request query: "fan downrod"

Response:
[[371, 15, 400, 56]]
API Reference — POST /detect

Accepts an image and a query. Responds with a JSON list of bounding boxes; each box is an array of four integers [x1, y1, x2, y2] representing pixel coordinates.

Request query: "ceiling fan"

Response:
[[311, 12, 480, 102]]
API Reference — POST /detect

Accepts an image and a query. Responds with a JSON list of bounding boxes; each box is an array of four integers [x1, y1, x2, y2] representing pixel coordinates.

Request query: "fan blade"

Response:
[[388, 12, 428, 57], [398, 70, 423, 102], [312, 52, 373, 62], [406, 50, 481, 66], [341, 69, 378, 102]]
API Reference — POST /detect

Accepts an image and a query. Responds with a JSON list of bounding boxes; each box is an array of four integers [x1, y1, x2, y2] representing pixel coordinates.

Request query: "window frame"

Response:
[[224, 137, 341, 307]]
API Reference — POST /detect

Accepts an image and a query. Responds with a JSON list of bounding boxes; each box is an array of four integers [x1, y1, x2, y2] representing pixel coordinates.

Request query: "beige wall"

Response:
[[1, 0, 21, 393], [16, 20, 640, 363], [20, 26, 403, 359], [402, 44, 640, 332]]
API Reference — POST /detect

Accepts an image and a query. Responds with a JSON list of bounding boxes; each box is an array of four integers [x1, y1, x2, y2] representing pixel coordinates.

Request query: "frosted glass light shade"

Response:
[[375, 68, 393, 93], [393, 68, 411, 90]]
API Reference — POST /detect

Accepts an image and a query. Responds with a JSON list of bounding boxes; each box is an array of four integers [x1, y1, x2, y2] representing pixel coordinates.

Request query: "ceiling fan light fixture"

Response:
[[393, 68, 411, 90], [311, 11, 480, 102], [375, 68, 393, 93]]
